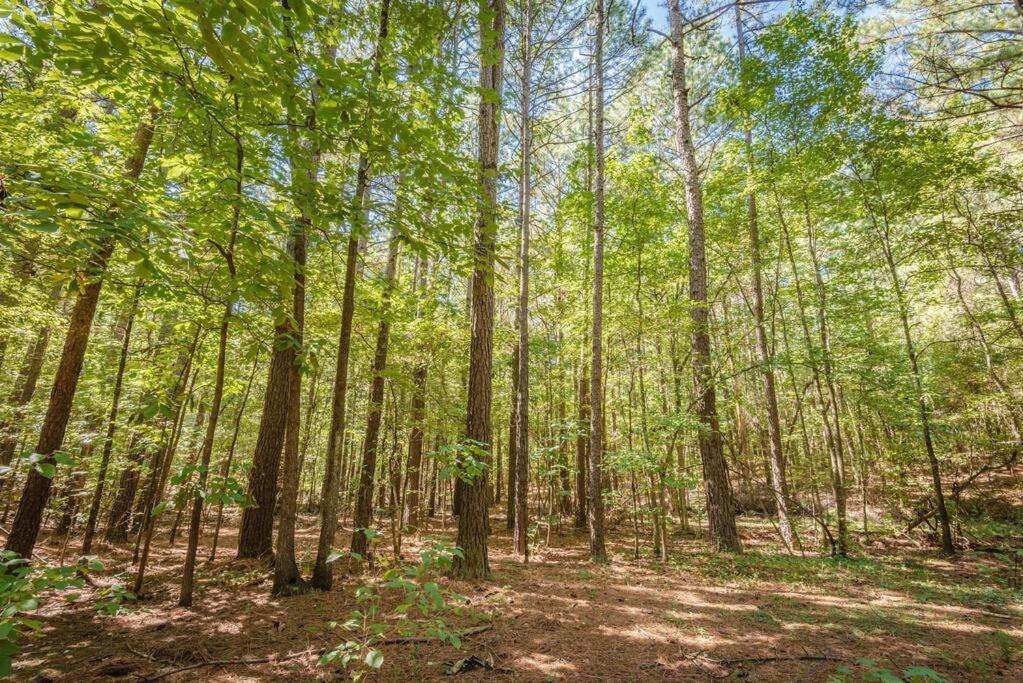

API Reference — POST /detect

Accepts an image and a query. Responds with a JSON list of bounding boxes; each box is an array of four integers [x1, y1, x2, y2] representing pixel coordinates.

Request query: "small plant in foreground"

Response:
[[0, 552, 98, 677], [829, 657, 947, 682], [319, 541, 469, 680]]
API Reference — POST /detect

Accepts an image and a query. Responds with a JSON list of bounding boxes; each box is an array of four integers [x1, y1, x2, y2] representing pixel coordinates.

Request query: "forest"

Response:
[[0, 0, 1021, 680]]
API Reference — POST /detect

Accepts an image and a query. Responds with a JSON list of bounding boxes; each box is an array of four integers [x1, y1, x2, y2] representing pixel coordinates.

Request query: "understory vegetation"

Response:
[[1, 0, 1022, 680]]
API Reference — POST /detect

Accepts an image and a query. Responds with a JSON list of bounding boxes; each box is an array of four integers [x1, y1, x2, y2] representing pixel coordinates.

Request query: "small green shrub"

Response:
[[0, 552, 97, 677]]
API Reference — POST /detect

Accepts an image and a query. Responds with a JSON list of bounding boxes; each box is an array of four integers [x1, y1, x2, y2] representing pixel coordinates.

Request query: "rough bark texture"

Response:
[[6, 108, 158, 560], [514, 0, 532, 561], [273, 224, 307, 594], [453, 0, 505, 580], [587, 0, 608, 563], [236, 313, 293, 560], [667, 0, 741, 553]]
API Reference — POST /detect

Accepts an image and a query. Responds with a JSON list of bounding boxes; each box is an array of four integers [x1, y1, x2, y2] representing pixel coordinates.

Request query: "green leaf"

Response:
[[52, 452, 74, 466], [34, 463, 56, 479], [364, 649, 383, 669], [903, 666, 946, 682]]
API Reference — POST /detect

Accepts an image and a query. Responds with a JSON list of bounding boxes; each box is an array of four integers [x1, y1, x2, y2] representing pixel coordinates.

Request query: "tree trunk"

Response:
[[734, 6, 795, 554], [179, 303, 231, 605], [312, 0, 390, 589], [351, 227, 400, 558], [452, 0, 505, 580], [586, 0, 609, 563], [404, 256, 428, 531], [575, 366, 589, 529], [236, 314, 293, 559], [506, 344, 518, 529], [514, 0, 532, 562], [81, 283, 140, 554], [873, 214, 954, 555], [208, 356, 257, 561], [273, 224, 307, 594], [6, 108, 158, 560], [104, 432, 143, 543], [0, 321, 53, 471], [667, 0, 740, 552], [133, 328, 202, 595]]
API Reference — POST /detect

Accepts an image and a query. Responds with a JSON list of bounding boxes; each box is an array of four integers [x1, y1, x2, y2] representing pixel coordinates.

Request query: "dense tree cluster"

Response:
[[0, 0, 1020, 613]]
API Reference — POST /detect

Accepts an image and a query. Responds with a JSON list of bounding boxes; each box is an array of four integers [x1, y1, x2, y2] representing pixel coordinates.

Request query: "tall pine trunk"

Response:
[[667, 0, 740, 552], [452, 0, 506, 579], [514, 0, 532, 561], [312, 0, 391, 590], [586, 0, 608, 563]]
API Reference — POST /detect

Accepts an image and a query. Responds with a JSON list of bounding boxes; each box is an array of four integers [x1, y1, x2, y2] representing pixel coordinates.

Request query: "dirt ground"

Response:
[[14, 511, 1023, 682]]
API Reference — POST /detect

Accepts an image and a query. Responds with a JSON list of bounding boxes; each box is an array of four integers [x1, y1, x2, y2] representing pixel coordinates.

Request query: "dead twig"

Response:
[[381, 623, 492, 645], [717, 654, 844, 666], [133, 624, 494, 680]]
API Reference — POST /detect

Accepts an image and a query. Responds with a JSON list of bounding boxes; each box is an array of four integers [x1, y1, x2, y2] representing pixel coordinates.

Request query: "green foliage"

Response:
[[432, 441, 490, 485], [0, 553, 98, 677], [830, 657, 947, 683], [320, 541, 468, 680]]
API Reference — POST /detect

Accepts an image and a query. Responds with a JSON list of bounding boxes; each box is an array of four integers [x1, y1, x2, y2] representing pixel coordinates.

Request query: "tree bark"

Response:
[[179, 303, 231, 605], [104, 432, 143, 543], [312, 0, 391, 590], [514, 0, 532, 561], [404, 256, 428, 531], [208, 357, 257, 562], [350, 227, 400, 558], [6, 107, 159, 560], [587, 0, 609, 563], [0, 323, 52, 470], [452, 0, 505, 579], [273, 224, 307, 594], [507, 344, 518, 529], [133, 327, 202, 595], [667, 0, 741, 552], [236, 310, 294, 559], [870, 207, 954, 555]]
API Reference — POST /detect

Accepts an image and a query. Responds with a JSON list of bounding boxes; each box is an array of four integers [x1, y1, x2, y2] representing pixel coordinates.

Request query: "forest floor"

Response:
[[14, 505, 1023, 682]]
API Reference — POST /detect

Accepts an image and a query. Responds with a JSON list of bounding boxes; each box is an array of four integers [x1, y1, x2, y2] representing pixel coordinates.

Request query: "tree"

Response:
[[667, 0, 741, 553], [452, 0, 507, 580], [6, 108, 160, 560]]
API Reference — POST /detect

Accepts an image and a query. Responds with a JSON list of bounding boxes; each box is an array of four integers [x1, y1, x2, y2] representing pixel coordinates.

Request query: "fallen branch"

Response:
[[141, 652, 305, 682], [134, 624, 494, 681], [717, 654, 844, 666], [382, 623, 492, 645]]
